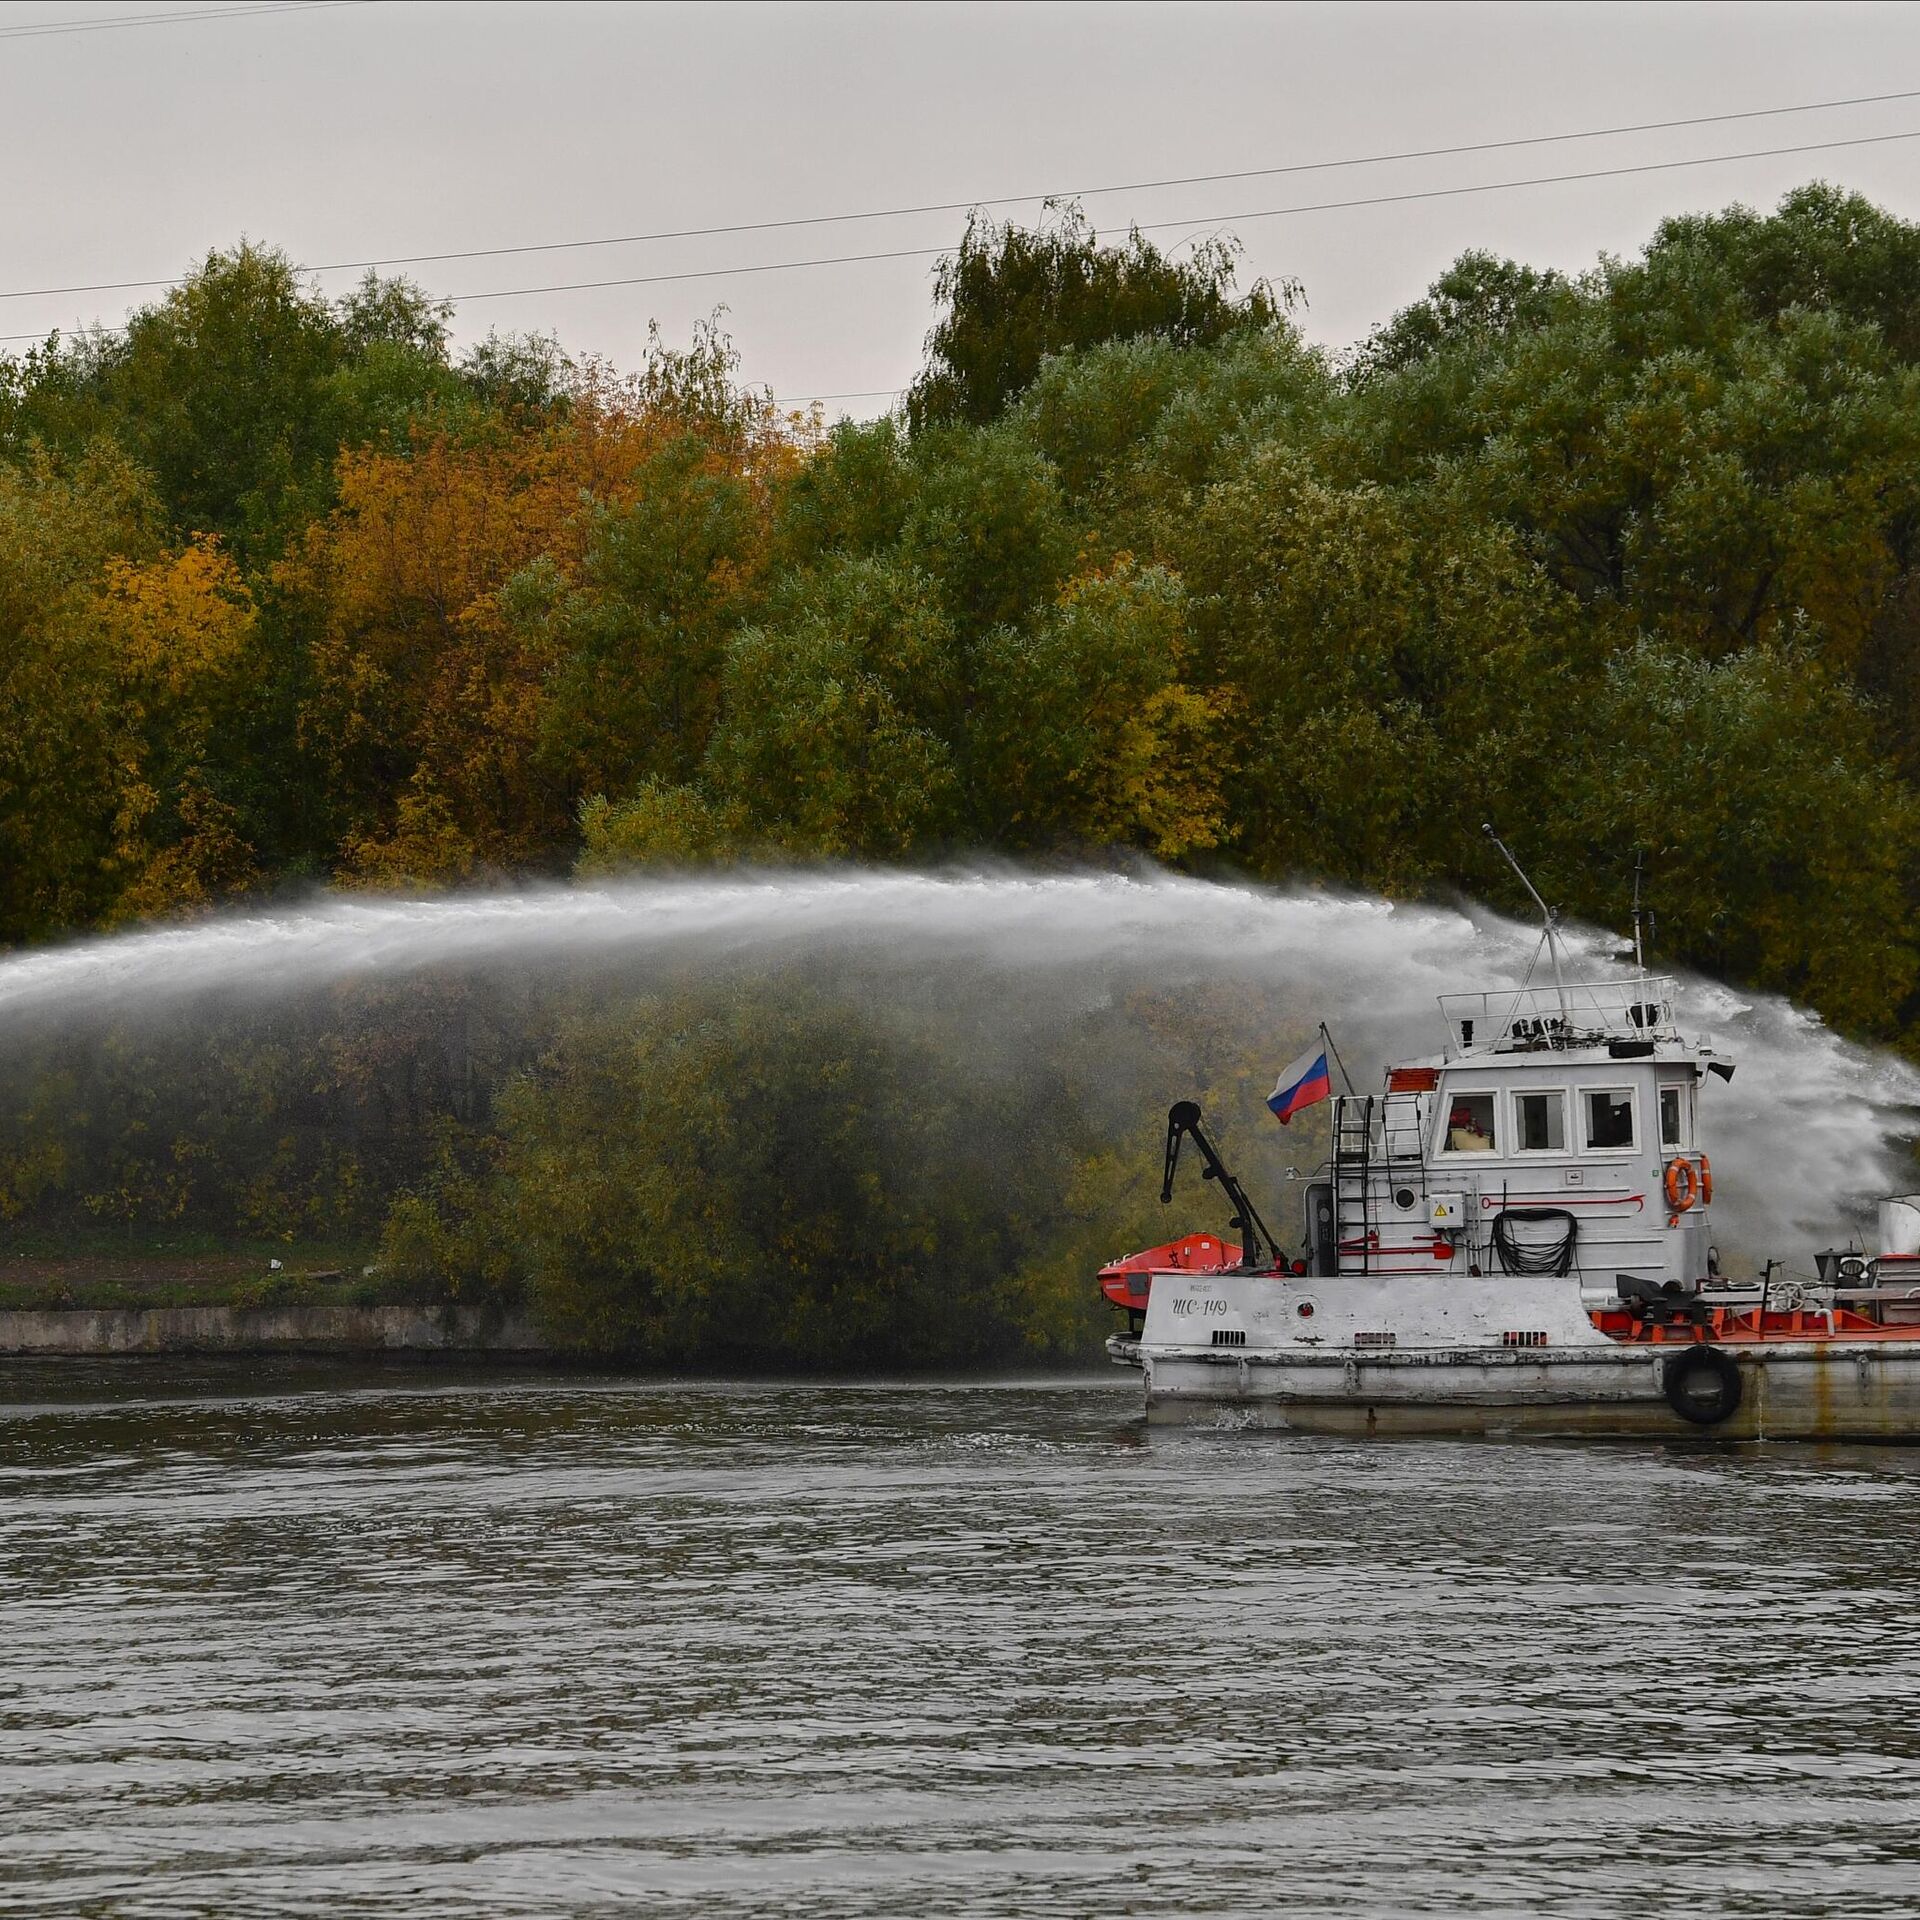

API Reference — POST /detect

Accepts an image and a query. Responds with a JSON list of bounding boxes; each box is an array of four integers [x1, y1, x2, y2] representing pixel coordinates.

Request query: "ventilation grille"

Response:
[[1210, 1329, 1247, 1348], [1354, 1331, 1397, 1349], [1501, 1329, 1549, 1349]]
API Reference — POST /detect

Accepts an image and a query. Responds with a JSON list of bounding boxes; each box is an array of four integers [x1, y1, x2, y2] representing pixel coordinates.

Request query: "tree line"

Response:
[[2, 186, 1917, 1356]]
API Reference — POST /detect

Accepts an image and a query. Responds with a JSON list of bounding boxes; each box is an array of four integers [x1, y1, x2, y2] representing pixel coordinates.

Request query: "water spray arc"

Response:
[[0, 865, 1911, 1262]]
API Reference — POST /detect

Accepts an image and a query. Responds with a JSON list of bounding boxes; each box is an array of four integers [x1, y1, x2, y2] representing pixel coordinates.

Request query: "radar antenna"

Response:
[[1482, 823, 1570, 1020]]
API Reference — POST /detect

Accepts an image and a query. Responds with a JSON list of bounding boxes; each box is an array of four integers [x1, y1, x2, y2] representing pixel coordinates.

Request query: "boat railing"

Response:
[[1438, 977, 1679, 1052]]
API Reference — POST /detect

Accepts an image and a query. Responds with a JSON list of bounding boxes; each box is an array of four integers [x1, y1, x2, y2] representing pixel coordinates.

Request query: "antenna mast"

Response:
[[1630, 850, 1648, 986], [1483, 823, 1570, 1019]]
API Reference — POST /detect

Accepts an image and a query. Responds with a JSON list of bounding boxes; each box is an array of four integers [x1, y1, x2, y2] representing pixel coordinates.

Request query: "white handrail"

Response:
[[1438, 976, 1678, 1048]]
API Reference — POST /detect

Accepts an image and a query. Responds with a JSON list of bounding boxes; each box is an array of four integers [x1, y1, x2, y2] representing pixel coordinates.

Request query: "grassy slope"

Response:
[[0, 1230, 395, 1311]]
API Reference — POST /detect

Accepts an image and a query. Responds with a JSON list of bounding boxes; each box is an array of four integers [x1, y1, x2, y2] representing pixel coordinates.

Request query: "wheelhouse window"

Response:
[[1583, 1087, 1636, 1151], [1513, 1089, 1567, 1152], [1659, 1085, 1688, 1150], [1442, 1092, 1497, 1153]]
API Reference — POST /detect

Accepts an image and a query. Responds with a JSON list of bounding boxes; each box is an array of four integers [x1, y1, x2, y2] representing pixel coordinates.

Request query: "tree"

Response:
[[98, 245, 354, 554], [288, 423, 604, 879], [699, 556, 961, 856], [1344, 206, 1920, 667], [1641, 182, 1920, 364], [458, 983, 1110, 1365], [0, 448, 158, 940], [527, 434, 772, 800], [1348, 249, 1572, 382], [907, 202, 1290, 431], [967, 561, 1230, 857], [1544, 643, 1919, 1033], [95, 536, 261, 918]]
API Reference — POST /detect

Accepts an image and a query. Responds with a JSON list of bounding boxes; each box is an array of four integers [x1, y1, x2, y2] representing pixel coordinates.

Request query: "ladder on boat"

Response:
[[1332, 1094, 1374, 1274], [1379, 1093, 1429, 1211], [1333, 1091, 1431, 1275]]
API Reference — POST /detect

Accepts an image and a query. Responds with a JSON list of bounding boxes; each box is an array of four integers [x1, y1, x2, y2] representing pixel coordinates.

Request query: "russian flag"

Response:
[[1267, 1042, 1332, 1125]]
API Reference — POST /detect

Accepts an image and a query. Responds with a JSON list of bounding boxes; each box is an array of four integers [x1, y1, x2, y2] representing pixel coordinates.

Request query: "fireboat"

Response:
[[1102, 833, 1920, 1438]]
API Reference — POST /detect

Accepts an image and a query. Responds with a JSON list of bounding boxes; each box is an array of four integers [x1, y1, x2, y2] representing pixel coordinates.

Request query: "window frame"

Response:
[[1509, 1084, 1571, 1155], [1579, 1084, 1640, 1155], [1435, 1088, 1501, 1157], [1658, 1082, 1691, 1152]]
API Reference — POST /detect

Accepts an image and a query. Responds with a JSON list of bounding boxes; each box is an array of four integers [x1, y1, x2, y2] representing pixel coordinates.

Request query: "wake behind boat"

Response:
[[1102, 834, 1920, 1439]]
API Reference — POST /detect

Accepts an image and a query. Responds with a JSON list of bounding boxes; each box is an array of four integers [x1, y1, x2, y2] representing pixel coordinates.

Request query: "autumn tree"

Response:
[[95, 537, 261, 917], [292, 326, 802, 883], [0, 449, 157, 938]]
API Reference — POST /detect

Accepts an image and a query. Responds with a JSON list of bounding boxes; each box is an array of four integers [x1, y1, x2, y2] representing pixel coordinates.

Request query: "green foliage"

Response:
[[907, 202, 1291, 431], [488, 987, 1086, 1363], [0, 979, 522, 1242], [898, 421, 1076, 630], [370, 973, 1291, 1367], [1349, 249, 1574, 381], [772, 417, 915, 566], [703, 557, 962, 855], [576, 783, 749, 869], [1016, 326, 1334, 521], [378, 1154, 521, 1306], [92, 246, 357, 553], [1343, 198, 1920, 664], [1542, 643, 1920, 1030], [529, 436, 769, 797], [1642, 183, 1920, 363], [967, 561, 1229, 856]]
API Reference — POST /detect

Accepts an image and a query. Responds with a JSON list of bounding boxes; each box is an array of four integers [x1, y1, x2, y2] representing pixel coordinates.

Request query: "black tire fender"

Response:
[[1663, 1345, 1744, 1427]]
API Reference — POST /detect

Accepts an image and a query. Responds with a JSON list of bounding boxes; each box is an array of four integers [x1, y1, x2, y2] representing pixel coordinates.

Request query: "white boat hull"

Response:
[[1121, 1251, 1920, 1436], [1113, 1335, 1920, 1440]]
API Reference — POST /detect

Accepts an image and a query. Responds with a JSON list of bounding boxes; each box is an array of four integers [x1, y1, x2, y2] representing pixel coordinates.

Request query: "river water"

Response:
[[2, 1368, 1917, 1917]]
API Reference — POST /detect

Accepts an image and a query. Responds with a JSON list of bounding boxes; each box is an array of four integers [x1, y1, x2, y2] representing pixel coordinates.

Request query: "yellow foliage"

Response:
[[990, 559, 1233, 858], [1081, 679, 1233, 859], [100, 537, 252, 701], [576, 784, 749, 870], [108, 775, 259, 923], [291, 380, 803, 884], [84, 537, 261, 920], [340, 784, 480, 891]]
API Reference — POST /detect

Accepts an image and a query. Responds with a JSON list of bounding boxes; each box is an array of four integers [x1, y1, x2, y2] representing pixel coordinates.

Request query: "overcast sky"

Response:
[[3, 0, 1919, 412]]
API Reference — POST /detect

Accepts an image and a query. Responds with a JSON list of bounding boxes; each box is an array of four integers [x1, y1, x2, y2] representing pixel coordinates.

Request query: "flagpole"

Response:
[[1320, 1022, 1357, 1096]]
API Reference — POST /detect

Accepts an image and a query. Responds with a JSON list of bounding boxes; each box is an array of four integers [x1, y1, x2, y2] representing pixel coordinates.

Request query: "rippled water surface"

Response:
[[3, 1368, 1919, 1917]]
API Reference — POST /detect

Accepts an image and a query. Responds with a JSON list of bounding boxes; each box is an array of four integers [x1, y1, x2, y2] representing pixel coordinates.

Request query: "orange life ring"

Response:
[[1664, 1157, 1699, 1213], [1696, 1154, 1713, 1206]]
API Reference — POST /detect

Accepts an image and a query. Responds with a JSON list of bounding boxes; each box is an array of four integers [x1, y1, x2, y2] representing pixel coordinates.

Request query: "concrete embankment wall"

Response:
[[0, 1304, 546, 1357]]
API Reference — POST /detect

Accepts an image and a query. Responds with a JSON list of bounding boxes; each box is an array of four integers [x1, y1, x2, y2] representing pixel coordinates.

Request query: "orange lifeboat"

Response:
[[1099, 1231, 1242, 1328]]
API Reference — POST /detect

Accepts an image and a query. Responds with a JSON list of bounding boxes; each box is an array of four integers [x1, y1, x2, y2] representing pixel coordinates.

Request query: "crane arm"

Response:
[[1161, 1099, 1283, 1273]]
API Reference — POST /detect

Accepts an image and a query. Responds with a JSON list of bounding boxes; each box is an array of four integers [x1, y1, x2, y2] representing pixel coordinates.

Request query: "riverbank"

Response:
[[0, 1235, 542, 1353], [0, 1301, 543, 1356]]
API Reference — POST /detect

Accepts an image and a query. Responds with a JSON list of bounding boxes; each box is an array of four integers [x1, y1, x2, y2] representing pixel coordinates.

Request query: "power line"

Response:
[[0, 1, 367, 41], [1144, 121, 1920, 247], [0, 81, 1916, 303], [777, 389, 905, 408], [240, 82, 1920, 274], [431, 123, 1920, 306], [5, 119, 1918, 347]]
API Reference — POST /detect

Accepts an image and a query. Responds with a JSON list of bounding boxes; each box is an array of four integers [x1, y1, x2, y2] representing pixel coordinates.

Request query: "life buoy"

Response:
[[1664, 1157, 1700, 1213], [1696, 1154, 1713, 1205], [1663, 1344, 1743, 1427]]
